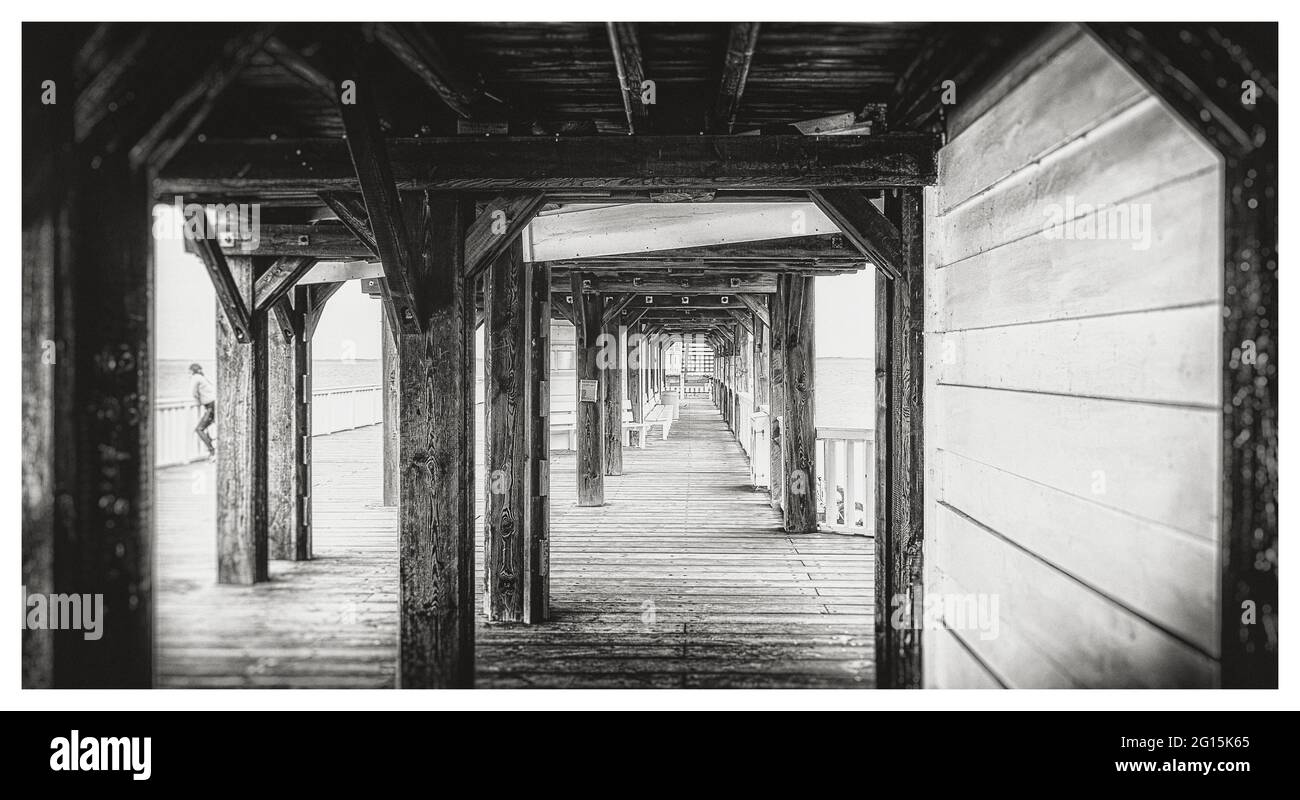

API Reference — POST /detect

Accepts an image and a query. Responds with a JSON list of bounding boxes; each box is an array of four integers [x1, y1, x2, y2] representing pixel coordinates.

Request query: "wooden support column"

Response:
[[628, 328, 644, 441], [780, 275, 817, 533], [769, 278, 788, 512], [485, 235, 545, 622], [216, 255, 270, 583], [572, 273, 605, 506], [603, 320, 625, 475], [528, 262, 552, 622], [381, 304, 400, 506], [23, 44, 153, 684], [398, 194, 476, 687], [266, 290, 312, 561], [876, 188, 925, 689]]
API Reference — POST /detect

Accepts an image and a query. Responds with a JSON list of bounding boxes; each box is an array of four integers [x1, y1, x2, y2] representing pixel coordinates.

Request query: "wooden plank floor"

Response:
[[156, 399, 874, 688]]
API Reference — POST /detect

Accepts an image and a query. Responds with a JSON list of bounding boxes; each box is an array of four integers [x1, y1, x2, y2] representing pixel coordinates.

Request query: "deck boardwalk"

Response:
[[156, 400, 874, 688]]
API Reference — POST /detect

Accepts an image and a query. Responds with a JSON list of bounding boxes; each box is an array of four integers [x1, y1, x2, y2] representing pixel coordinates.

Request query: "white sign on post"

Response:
[[579, 379, 599, 403]]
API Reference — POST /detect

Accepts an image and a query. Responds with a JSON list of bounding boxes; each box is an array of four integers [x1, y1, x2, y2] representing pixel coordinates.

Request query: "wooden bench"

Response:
[[642, 402, 673, 441], [549, 399, 673, 451]]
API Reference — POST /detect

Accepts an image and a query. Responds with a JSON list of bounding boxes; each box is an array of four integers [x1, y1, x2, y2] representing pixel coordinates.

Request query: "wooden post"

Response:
[[572, 273, 604, 505], [528, 262, 551, 622], [266, 293, 312, 561], [781, 274, 817, 533], [23, 42, 153, 685], [769, 278, 788, 512], [875, 188, 925, 688], [603, 320, 625, 476], [217, 255, 270, 584], [381, 304, 400, 506], [398, 194, 476, 687], [628, 327, 644, 441], [484, 235, 537, 622]]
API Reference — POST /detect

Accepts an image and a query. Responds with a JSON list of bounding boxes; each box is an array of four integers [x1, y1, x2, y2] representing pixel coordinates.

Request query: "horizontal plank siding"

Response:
[[924, 28, 1223, 687]]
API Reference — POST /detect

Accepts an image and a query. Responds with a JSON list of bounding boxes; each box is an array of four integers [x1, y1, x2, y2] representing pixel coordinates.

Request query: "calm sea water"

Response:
[[157, 359, 381, 401], [159, 356, 873, 429]]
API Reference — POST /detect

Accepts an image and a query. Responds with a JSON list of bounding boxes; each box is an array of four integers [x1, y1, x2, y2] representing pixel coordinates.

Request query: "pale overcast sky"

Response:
[[154, 206, 874, 363]]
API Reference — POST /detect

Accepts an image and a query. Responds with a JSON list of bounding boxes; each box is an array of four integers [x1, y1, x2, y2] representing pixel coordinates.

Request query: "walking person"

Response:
[[190, 363, 217, 458]]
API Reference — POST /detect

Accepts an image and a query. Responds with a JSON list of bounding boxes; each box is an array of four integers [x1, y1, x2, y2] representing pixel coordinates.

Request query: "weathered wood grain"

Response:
[[155, 401, 874, 688], [216, 255, 269, 584], [485, 237, 533, 622], [572, 274, 605, 506]]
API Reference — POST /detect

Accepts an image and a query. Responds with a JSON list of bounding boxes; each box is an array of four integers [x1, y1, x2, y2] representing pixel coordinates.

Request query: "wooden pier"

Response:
[[156, 400, 873, 688]]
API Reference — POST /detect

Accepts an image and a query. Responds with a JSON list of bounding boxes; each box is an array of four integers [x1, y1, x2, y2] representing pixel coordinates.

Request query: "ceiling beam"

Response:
[[737, 294, 770, 327], [131, 24, 278, 170], [606, 23, 649, 133], [264, 36, 335, 98], [549, 273, 778, 294], [542, 232, 861, 267], [370, 22, 505, 122], [336, 46, 422, 334], [708, 23, 762, 134], [808, 188, 903, 279], [157, 133, 939, 195], [253, 256, 316, 311], [463, 194, 546, 278]]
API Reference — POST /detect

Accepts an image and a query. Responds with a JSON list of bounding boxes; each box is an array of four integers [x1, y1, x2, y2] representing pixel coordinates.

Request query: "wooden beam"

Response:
[[218, 222, 371, 259], [318, 192, 380, 257], [191, 233, 254, 344], [606, 23, 649, 133], [266, 286, 312, 561], [780, 275, 817, 533], [398, 194, 476, 687], [769, 277, 787, 512], [381, 304, 399, 506], [572, 273, 605, 506], [253, 256, 316, 311], [335, 53, 422, 334], [876, 188, 924, 689], [601, 292, 636, 326], [303, 281, 344, 340], [24, 41, 153, 683], [158, 134, 941, 195], [550, 297, 574, 325], [551, 273, 778, 294], [728, 308, 754, 336], [737, 294, 770, 327], [464, 193, 545, 278], [709, 23, 762, 134], [808, 188, 904, 279], [484, 234, 539, 622], [371, 22, 503, 121], [546, 233, 861, 267], [216, 256, 270, 584], [528, 262, 552, 622], [603, 319, 625, 476], [264, 36, 336, 99], [131, 24, 277, 170]]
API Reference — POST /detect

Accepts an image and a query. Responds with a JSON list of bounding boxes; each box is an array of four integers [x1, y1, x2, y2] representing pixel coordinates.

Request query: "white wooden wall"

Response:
[[922, 25, 1224, 688]]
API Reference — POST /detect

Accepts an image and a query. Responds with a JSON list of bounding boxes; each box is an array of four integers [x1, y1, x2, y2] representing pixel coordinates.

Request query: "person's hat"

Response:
[[189, 363, 203, 373]]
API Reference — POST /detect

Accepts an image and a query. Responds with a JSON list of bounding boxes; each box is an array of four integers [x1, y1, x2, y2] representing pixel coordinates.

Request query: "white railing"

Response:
[[815, 426, 875, 535], [311, 384, 384, 436], [154, 383, 384, 468]]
